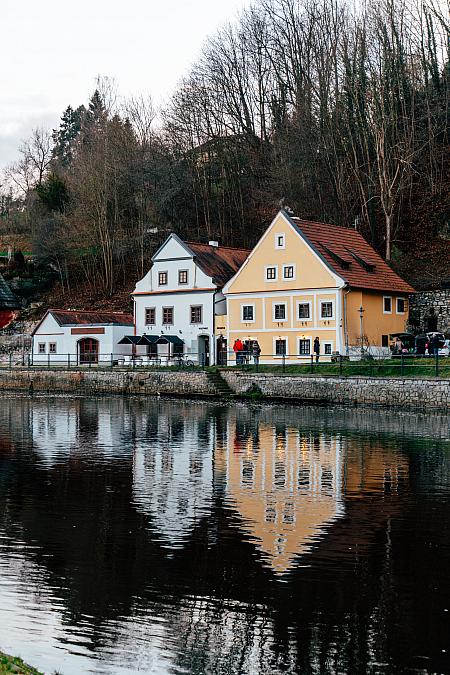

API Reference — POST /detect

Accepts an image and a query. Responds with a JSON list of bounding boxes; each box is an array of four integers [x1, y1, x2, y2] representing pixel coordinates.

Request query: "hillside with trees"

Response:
[[0, 0, 448, 313]]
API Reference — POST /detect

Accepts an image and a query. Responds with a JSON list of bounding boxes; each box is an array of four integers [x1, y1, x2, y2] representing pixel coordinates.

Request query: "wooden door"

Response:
[[78, 338, 99, 364]]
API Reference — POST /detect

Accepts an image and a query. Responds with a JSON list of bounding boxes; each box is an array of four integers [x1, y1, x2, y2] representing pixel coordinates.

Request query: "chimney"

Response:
[[209, 240, 219, 248]]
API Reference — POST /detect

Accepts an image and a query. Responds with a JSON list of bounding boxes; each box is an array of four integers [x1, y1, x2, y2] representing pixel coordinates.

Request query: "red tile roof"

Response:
[[291, 217, 415, 293], [50, 310, 134, 326], [186, 242, 250, 287]]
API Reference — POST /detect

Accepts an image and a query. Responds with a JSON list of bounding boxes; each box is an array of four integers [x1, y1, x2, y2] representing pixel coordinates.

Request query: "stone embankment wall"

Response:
[[221, 371, 450, 410], [0, 368, 449, 410], [0, 369, 217, 397]]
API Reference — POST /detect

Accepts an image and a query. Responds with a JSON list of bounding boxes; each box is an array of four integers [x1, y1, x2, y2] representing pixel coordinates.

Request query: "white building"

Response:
[[31, 309, 134, 365], [132, 234, 249, 365]]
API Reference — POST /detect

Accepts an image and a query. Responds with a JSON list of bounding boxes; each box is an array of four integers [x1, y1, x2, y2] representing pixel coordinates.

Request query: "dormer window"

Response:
[[275, 233, 285, 249]]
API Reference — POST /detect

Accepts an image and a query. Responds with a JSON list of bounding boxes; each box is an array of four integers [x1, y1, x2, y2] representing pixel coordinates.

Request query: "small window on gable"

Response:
[[275, 234, 285, 249], [159, 271, 168, 286], [283, 265, 294, 279], [38, 343, 46, 354], [383, 296, 392, 313], [49, 343, 57, 354], [178, 270, 188, 285], [266, 266, 277, 281]]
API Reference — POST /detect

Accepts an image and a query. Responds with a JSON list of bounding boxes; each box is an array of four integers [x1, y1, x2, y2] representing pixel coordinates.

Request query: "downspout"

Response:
[[343, 284, 351, 356], [212, 286, 218, 366]]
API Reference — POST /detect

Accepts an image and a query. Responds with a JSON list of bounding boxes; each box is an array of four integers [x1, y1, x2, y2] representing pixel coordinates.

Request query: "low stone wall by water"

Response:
[[221, 371, 450, 409], [0, 368, 449, 410]]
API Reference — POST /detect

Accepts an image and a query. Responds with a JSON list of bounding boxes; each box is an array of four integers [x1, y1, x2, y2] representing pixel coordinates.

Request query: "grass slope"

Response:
[[0, 652, 43, 675]]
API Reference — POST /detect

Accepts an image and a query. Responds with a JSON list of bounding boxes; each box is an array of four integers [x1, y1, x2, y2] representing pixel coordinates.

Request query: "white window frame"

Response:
[[282, 263, 296, 280], [273, 302, 287, 322], [396, 297, 405, 314], [49, 342, 57, 354], [162, 306, 174, 325], [383, 296, 392, 314], [178, 269, 189, 285], [323, 341, 333, 355], [265, 265, 278, 282], [38, 343, 46, 354], [298, 338, 311, 356], [273, 336, 288, 357], [297, 300, 312, 321], [320, 300, 334, 319], [275, 233, 286, 249], [241, 304, 255, 323]]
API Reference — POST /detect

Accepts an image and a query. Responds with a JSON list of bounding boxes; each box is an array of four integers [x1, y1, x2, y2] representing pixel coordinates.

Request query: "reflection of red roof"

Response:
[[33, 310, 133, 334], [291, 217, 415, 293], [186, 242, 250, 287]]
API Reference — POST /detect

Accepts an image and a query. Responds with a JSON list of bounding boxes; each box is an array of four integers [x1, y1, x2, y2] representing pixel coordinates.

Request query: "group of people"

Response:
[[233, 339, 261, 364]]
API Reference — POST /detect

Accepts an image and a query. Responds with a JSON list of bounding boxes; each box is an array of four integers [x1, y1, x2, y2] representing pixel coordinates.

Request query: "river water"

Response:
[[0, 395, 449, 674]]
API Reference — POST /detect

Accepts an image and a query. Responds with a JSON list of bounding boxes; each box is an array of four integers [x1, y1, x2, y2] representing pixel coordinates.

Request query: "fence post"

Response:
[[111, 353, 113, 370], [339, 355, 343, 377], [48, 353, 50, 369], [68, 353, 70, 370], [400, 353, 404, 377], [282, 353, 286, 373], [310, 354, 314, 374]]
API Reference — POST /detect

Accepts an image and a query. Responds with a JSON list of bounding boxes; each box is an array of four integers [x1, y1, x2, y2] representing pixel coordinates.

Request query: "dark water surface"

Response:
[[0, 396, 449, 674]]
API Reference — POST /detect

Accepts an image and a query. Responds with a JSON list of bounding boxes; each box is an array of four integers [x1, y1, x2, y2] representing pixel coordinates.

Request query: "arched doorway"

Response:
[[78, 338, 99, 364], [198, 335, 210, 366]]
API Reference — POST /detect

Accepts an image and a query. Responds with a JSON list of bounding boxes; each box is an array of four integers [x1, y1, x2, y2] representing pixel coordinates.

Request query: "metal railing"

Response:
[[0, 350, 448, 378]]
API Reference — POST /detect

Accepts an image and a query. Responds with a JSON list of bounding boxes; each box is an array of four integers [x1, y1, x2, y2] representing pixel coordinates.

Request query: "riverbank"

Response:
[[0, 368, 449, 410], [0, 651, 42, 674]]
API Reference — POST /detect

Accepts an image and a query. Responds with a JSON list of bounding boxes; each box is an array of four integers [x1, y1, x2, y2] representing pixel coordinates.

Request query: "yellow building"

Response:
[[222, 210, 414, 361]]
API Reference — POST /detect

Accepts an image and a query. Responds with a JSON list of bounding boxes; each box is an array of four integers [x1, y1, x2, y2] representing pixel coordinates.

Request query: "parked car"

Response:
[[438, 339, 450, 357]]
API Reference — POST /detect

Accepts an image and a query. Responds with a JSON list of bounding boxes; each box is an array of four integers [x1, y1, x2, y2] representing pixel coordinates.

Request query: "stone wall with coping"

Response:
[[221, 371, 450, 410], [0, 368, 449, 410]]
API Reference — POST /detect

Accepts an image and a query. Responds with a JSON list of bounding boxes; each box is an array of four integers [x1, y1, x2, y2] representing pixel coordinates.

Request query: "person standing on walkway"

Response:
[[233, 338, 244, 365], [313, 337, 320, 363], [252, 340, 261, 367]]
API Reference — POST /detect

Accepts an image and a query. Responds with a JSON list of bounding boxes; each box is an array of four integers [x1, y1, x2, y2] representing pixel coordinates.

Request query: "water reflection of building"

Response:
[[221, 418, 345, 575], [132, 404, 214, 549]]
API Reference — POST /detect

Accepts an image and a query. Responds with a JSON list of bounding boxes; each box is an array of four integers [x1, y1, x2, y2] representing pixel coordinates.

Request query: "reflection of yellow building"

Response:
[[222, 417, 410, 575], [224, 423, 344, 574]]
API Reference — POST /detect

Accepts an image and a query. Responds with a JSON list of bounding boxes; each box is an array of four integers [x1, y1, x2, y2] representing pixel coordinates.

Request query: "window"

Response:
[[324, 343, 332, 355], [383, 296, 392, 313], [275, 233, 285, 249], [38, 343, 46, 354], [382, 334, 389, 347], [158, 271, 168, 286], [190, 305, 202, 324], [274, 303, 286, 321], [275, 339, 287, 356], [396, 298, 405, 314], [162, 307, 174, 325], [49, 343, 57, 354], [299, 339, 311, 355], [320, 301, 333, 318], [242, 305, 254, 322], [178, 270, 188, 285], [266, 266, 277, 281], [298, 302, 310, 319], [283, 265, 294, 279], [145, 307, 156, 325]]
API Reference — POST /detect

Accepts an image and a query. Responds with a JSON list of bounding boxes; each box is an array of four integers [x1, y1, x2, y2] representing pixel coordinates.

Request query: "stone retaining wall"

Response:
[[221, 371, 450, 410], [0, 368, 449, 410]]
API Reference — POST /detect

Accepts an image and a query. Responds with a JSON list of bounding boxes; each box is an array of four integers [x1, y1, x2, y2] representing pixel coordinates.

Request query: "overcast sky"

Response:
[[0, 0, 250, 167]]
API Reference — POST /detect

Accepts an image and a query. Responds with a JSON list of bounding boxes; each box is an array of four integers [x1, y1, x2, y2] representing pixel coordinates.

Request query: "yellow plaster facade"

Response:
[[221, 212, 410, 361]]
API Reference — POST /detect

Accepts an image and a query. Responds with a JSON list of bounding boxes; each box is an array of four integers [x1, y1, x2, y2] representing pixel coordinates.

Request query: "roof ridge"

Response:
[[186, 241, 251, 252], [293, 217, 363, 233]]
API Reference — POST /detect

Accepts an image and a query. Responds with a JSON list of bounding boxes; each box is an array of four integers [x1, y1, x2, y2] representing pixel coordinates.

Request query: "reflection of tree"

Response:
[[0, 398, 448, 673]]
